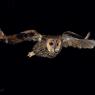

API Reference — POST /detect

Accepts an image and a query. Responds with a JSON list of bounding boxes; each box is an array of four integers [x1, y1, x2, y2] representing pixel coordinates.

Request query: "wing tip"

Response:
[[84, 32, 90, 39], [0, 29, 5, 39]]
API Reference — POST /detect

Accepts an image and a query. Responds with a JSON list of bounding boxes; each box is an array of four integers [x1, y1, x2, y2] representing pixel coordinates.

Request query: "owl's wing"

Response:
[[0, 29, 42, 44], [63, 31, 83, 39], [62, 31, 95, 49]]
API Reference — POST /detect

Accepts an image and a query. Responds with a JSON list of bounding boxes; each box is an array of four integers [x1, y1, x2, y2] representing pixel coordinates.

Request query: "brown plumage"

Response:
[[0, 29, 95, 58], [32, 35, 62, 58]]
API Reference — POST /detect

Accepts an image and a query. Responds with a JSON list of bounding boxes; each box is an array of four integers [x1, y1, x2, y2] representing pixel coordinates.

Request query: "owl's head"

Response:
[[46, 37, 62, 53]]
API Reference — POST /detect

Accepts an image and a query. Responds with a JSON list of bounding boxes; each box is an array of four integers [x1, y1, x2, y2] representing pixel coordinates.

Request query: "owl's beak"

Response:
[[54, 48, 59, 52], [48, 48, 59, 53]]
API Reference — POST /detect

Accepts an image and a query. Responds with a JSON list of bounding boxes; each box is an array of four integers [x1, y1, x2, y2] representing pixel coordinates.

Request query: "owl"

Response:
[[0, 29, 95, 58]]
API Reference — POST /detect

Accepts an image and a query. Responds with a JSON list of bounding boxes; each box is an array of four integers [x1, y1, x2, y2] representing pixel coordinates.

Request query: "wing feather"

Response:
[[63, 31, 83, 39], [62, 31, 95, 49], [0, 30, 42, 44]]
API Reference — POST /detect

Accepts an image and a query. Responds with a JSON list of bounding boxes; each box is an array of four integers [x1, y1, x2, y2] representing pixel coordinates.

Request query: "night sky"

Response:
[[0, 0, 95, 93]]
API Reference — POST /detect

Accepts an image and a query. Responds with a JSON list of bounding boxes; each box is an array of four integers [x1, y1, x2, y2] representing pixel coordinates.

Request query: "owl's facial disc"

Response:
[[55, 39, 61, 52], [47, 38, 61, 53]]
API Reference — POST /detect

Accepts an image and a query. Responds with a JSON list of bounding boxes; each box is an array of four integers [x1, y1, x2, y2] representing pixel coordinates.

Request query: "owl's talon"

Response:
[[27, 51, 35, 58]]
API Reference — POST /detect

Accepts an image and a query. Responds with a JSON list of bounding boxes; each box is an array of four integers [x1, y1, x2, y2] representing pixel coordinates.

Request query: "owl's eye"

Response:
[[49, 42, 54, 46], [57, 43, 59, 46]]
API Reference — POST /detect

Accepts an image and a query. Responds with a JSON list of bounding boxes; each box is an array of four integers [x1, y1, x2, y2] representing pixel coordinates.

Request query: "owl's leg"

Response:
[[27, 51, 35, 58]]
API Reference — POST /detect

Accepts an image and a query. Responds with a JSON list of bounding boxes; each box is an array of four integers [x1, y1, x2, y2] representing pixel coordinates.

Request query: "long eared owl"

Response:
[[0, 29, 95, 58]]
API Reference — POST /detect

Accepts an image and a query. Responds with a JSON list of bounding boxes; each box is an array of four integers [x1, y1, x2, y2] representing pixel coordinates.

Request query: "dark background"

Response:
[[0, 0, 95, 93]]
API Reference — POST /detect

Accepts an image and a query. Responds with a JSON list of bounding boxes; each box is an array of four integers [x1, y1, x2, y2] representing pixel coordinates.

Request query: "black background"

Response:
[[0, 0, 95, 93]]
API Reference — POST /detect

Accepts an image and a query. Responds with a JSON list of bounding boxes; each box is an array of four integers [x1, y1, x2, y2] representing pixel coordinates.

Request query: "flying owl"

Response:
[[0, 29, 95, 58]]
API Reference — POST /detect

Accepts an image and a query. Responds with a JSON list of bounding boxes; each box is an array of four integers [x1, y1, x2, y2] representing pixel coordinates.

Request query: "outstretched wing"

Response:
[[63, 31, 83, 39], [62, 31, 95, 49], [0, 29, 42, 44]]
